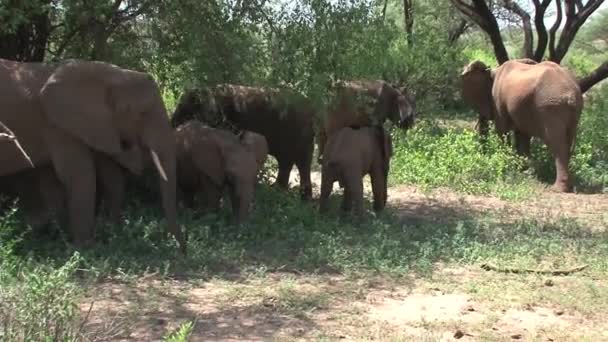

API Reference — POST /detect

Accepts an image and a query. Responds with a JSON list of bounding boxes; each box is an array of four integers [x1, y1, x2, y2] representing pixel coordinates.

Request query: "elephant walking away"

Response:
[[317, 79, 416, 163], [171, 84, 315, 200], [461, 59, 583, 192], [175, 121, 267, 223], [319, 126, 393, 221], [0, 58, 186, 253]]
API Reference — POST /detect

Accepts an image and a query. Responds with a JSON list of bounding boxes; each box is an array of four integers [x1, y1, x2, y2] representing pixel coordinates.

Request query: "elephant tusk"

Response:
[[150, 149, 168, 182], [14, 138, 34, 168]]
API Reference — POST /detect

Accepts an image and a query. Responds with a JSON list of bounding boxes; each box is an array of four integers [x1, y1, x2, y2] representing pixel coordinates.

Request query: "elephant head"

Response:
[[374, 82, 417, 130], [334, 80, 417, 130], [185, 124, 259, 223], [238, 131, 268, 172], [39, 60, 185, 253], [171, 87, 218, 127], [460, 61, 495, 136]]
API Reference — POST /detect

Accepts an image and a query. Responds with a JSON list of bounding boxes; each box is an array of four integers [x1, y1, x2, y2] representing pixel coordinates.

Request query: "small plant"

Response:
[[164, 320, 195, 342], [0, 252, 84, 341]]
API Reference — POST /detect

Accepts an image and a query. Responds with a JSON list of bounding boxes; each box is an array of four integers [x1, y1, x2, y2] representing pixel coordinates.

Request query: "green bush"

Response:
[[0, 251, 83, 341], [461, 47, 498, 68], [389, 119, 530, 198]]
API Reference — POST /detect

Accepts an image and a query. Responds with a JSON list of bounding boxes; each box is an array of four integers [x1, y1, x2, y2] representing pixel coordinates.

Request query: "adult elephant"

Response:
[[171, 84, 315, 200], [317, 79, 417, 163], [460, 59, 583, 192], [0, 58, 185, 253]]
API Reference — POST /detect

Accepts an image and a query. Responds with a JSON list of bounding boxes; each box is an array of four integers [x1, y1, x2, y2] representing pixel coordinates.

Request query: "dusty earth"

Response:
[[78, 171, 608, 341]]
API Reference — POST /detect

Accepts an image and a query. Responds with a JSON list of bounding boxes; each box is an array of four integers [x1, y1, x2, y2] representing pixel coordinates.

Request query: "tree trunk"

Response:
[[0, 1, 52, 62], [403, 0, 414, 46]]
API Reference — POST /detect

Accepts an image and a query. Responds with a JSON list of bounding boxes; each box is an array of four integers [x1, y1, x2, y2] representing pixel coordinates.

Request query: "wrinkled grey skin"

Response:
[[0, 58, 185, 253], [317, 79, 417, 163], [461, 59, 583, 192], [319, 126, 393, 221], [175, 121, 263, 223]]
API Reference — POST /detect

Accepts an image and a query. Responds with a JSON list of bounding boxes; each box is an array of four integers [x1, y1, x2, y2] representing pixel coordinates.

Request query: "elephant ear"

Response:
[[373, 82, 398, 125], [40, 67, 122, 157], [191, 132, 226, 187]]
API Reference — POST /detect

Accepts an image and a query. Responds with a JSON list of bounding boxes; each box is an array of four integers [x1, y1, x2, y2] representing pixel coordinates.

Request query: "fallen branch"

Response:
[[480, 263, 588, 276]]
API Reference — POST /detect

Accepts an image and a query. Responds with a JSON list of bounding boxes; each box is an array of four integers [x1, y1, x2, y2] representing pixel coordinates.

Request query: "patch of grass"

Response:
[[0, 250, 84, 341], [164, 320, 195, 342], [389, 119, 534, 199]]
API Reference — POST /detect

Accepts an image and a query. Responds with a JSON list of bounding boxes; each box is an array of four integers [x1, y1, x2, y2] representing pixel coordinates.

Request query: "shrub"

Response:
[[0, 251, 83, 341], [389, 119, 530, 197]]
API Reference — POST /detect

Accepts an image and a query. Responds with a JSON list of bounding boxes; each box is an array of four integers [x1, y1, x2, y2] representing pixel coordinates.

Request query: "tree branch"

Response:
[[553, 0, 606, 62], [502, 0, 533, 58], [549, 0, 563, 60], [531, 0, 552, 61], [403, 0, 414, 45], [448, 18, 470, 45], [579, 60, 608, 93], [451, 0, 510, 64]]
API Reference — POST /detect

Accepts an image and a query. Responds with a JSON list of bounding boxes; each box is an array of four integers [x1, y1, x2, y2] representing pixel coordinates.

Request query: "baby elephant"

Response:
[[175, 120, 268, 223], [319, 126, 393, 220]]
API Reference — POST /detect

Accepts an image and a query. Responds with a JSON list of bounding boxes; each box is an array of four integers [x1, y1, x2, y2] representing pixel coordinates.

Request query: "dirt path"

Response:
[[78, 172, 608, 341], [295, 170, 608, 227]]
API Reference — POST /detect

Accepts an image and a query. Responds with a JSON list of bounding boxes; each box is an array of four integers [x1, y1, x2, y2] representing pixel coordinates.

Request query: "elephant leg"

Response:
[[340, 172, 360, 219], [317, 129, 327, 163], [514, 131, 531, 157], [370, 169, 387, 212], [200, 176, 222, 211], [228, 184, 241, 223], [96, 154, 125, 225], [295, 155, 313, 201], [545, 124, 572, 192], [319, 167, 334, 214], [551, 144, 571, 192], [47, 130, 97, 247], [350, 174, 364, 222], [180, 187, 196, 209], [14, 169, 59, 233], [275, 159, 292, 190]]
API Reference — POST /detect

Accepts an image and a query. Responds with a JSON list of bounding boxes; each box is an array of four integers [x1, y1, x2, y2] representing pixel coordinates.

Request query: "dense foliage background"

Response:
[[0, 1, 607, 340]]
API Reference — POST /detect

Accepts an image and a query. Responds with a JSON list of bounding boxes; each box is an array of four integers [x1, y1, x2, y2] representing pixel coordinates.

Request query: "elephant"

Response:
[[171, 84, 315, 200], [0, 58, 186, 253], [175, 121, 265, 223], [0, 156, 131, 236], [460, 59, 583, 192], [319, 125, 393, 221], [317, 79, 416, 163], [0, 165, 65, 233]]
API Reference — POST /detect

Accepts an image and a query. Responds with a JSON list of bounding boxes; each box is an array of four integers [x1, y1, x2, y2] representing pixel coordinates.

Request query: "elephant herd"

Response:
[[0, 56, 584, 254]]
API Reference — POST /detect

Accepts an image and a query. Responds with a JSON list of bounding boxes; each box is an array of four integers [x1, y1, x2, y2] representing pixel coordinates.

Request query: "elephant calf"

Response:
[[319, 126, 393, 220], [175, 121, 267, 223]]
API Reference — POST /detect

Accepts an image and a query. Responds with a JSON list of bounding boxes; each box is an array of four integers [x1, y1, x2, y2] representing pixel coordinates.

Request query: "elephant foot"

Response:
[[300, 187, 313, 201], [551, 182, 572, 193], [72, 237, 96, 250]]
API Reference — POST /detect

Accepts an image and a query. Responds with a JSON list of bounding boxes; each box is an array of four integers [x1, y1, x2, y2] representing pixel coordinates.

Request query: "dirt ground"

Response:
[[79, 171, 608, 341]]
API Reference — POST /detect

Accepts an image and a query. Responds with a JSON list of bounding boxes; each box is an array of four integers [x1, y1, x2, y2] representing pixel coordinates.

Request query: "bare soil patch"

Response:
[[77, 172, 608, 340], [79, 271, 608, 341]]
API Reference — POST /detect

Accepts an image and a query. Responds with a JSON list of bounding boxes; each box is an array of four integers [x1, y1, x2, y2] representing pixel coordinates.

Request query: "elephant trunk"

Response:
[[143, 118, 186, 255]]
